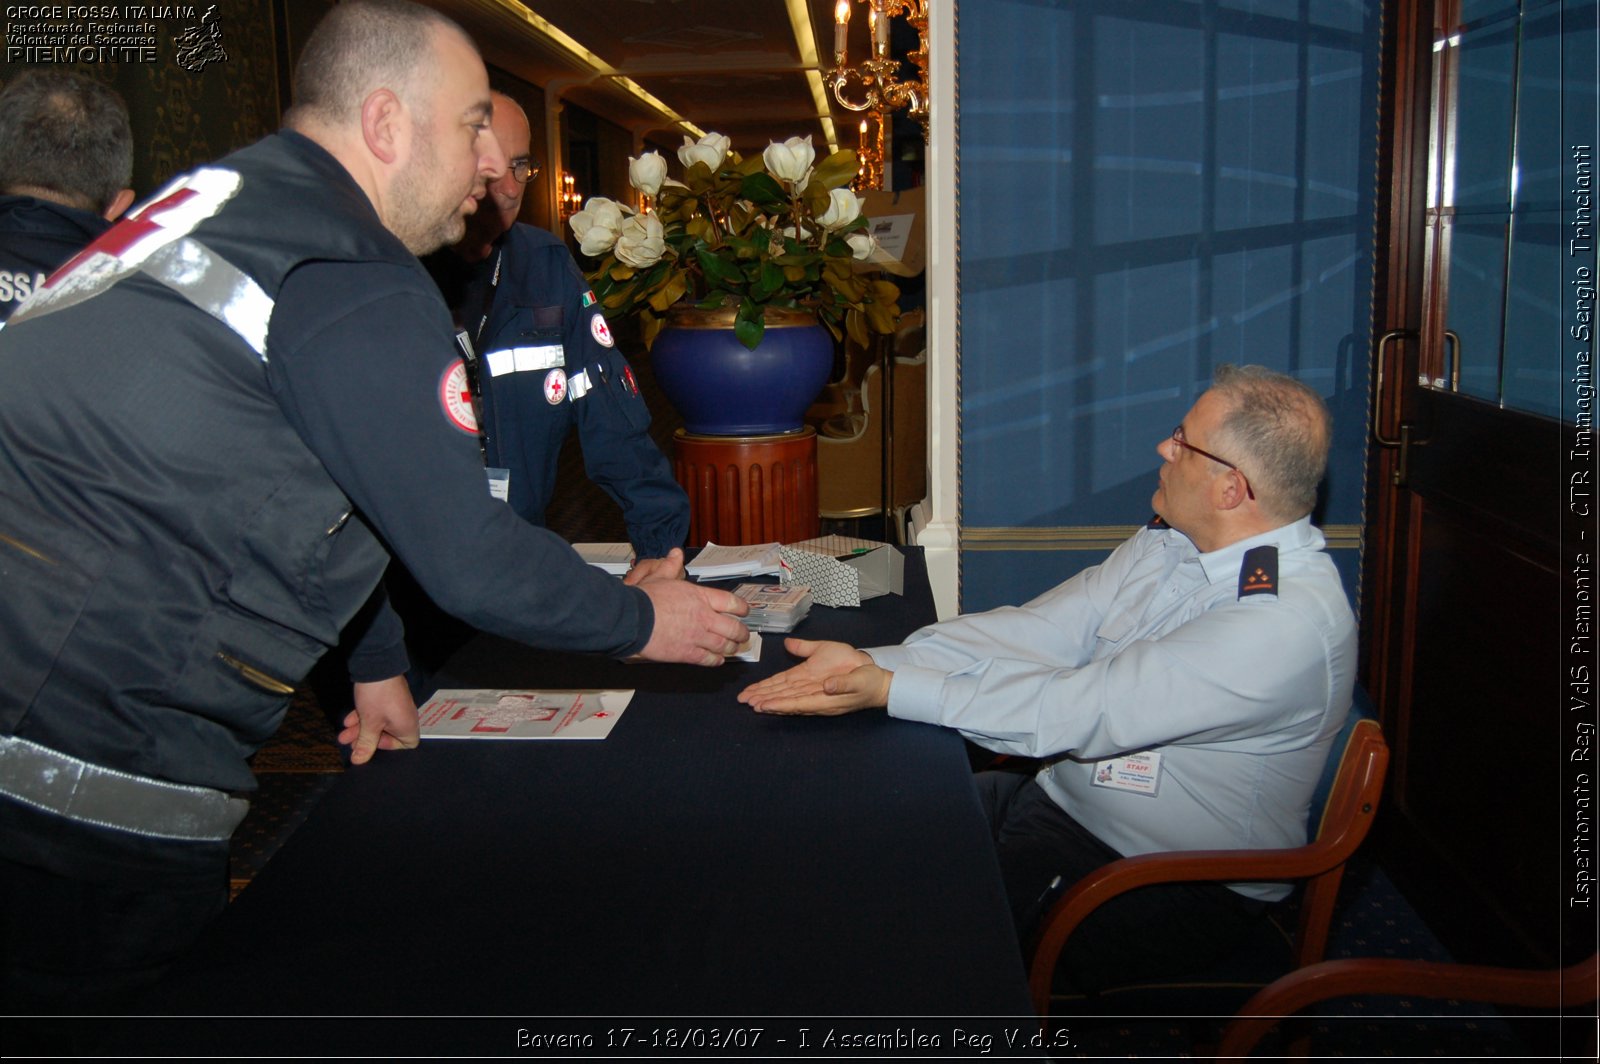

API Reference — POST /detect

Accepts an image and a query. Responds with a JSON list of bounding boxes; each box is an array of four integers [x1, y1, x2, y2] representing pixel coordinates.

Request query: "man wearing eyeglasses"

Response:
[[740, 364, 1357, 992], [425, 91, 689, 584]]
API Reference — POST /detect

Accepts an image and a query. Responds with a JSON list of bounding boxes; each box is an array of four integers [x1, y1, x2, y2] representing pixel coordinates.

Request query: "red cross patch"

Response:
[[438, 359, 478, 434], [545, 368, 568, 404]]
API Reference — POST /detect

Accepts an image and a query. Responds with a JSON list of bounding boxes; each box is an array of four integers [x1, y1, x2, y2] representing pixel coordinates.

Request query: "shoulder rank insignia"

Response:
[[1146, 513, 1168, 529], [1239, 545, 1279, 599]]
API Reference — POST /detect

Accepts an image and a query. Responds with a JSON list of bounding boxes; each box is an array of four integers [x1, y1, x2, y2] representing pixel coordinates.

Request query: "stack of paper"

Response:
[[733, 583, 812, 632], [685, 541, 782, 580], [573, 542, 634, 576]]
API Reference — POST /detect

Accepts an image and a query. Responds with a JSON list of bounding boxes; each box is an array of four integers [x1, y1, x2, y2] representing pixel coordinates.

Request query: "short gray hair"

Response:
[[1209, 364, 1331, 520], [0, 70, 131, 214], [285, 0, 469, 128]]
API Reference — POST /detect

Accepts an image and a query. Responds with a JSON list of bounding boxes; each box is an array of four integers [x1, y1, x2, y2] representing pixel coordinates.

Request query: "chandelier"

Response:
[[828, 0, 930, 141]]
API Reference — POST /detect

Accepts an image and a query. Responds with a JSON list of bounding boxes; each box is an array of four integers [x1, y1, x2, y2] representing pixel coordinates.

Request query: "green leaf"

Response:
[[734, 298, 766, 350], [739, 171, 787, 209], [696, 246, 745, 289], [812, 149, 860, 191], [647, 269, 689, 312], [750, 261, 785, 303]]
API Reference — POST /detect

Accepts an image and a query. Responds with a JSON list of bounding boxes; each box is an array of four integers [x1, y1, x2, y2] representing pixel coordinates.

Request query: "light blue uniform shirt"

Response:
[[870, 518, 1357, 902]]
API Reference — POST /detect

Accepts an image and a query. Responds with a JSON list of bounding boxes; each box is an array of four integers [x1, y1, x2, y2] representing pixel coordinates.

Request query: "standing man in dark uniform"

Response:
[[427, 92, 690, 580], [0, 70, 135, 322], [0, 0, 747, 1017]]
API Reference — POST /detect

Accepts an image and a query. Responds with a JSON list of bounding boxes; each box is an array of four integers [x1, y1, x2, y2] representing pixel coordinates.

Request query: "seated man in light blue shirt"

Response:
[[740, 364, 1357, 991]]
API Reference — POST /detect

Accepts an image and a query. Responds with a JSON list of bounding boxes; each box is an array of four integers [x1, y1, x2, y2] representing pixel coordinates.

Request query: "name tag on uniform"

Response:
[[485, 467, 511, 502], [485, 344, 564, 377], [1090, 751, 1163, 796]]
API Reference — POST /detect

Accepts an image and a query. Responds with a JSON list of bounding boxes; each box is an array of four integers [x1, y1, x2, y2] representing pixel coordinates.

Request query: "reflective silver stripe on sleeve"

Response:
[[0, 734, 250, 841], [140, 236, 274, 360]]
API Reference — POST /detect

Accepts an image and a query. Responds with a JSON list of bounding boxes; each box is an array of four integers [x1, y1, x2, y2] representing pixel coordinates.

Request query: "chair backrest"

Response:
[[1290, 693, 1388, 966], [1306, 686, 1379, 840]]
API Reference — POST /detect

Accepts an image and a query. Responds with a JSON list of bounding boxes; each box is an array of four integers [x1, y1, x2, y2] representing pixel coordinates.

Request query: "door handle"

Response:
[[1373, 328, 1422, 488], [1373, 329, 1414, 447]]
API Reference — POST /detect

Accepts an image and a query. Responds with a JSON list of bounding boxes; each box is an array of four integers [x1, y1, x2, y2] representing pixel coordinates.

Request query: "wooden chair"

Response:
[[1215, 952, 1600, 1058], [1030, 696, 1389, 1021]]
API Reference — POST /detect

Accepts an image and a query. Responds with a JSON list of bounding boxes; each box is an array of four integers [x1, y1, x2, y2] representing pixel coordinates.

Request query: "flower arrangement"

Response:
[[569, 132, 901, 350]]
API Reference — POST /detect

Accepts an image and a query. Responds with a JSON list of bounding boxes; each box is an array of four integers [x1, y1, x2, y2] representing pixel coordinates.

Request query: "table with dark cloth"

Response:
[[121, 548, 1037, 1055]]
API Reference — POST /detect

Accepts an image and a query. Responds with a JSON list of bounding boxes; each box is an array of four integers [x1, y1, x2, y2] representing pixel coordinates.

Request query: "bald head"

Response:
[[285, 0, 471, 130], [1208, 364, 1331, 522]]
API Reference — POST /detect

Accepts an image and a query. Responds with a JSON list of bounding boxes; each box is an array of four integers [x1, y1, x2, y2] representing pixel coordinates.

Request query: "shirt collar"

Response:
[[1189, 516, 1322, 585]]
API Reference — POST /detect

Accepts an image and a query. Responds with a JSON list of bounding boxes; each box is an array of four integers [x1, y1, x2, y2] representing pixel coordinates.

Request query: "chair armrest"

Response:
[[1028, 843, 1344, 1014]]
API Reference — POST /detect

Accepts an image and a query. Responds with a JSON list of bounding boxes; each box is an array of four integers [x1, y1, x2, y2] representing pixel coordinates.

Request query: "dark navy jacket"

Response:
[[428, 224, 688, 559], [0, 194, 110, 322], [0, 132, 655, 796]]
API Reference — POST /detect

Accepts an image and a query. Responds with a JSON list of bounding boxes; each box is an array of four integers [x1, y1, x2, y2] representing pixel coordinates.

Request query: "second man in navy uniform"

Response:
[[426, 91, 690, 582]]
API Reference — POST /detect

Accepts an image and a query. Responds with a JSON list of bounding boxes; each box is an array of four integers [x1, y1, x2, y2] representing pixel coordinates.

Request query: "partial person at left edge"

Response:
[[0, 0, 748, 1033], [0, 70, 135, 322]]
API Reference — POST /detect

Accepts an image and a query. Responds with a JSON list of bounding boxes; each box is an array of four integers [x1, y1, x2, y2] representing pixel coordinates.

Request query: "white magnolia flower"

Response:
[[678, 132, 731, 172], [845, 230, 878, 261], [763, 135, 815, 186], [816, 187, 864, 231], [614, 212, 666, 268], [628, 151, 668, 197], [569, 197, 626, 258]]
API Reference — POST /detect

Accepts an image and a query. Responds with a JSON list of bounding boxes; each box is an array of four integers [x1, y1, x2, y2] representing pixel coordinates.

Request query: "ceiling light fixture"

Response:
[[782, 0, 840, 154], [484, 0, 705, 138], [829, 0, 930, 140]]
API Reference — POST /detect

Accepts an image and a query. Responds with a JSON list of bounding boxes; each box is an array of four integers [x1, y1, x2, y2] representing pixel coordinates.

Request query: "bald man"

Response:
[[425, 93, 689, 580], [0, 0, 746, 1014], [742, 365, 1356, 992]]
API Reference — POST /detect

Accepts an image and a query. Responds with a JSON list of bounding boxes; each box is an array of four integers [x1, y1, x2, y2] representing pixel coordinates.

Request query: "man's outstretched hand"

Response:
[[736, 638, 892, 715]]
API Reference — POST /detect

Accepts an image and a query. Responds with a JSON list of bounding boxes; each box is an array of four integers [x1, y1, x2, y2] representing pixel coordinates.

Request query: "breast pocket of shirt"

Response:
[[1092, 605, 1141, 656]]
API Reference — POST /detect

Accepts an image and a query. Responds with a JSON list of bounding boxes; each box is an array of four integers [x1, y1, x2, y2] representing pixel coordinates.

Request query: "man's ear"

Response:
[[102, 188, 135, 222], [360, 88, 407, 165], [1214, 469, 1250, 512]]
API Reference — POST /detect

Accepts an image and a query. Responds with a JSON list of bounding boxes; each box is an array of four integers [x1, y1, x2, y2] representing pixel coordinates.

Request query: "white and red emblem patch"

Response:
[[438, 359, 478, 434], [622, 365, 640, 396], [589, 312, 615, 348], [544, 367, 568, 404]]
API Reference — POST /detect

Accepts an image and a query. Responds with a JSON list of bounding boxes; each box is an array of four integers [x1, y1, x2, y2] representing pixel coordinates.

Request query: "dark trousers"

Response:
[[977, 770, 1269, 994], [0, 794, 231, 1032]]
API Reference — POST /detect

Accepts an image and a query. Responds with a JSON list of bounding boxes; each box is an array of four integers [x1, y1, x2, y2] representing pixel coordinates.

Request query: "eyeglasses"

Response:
[[1170, 425, 1255, 500], [508, 157, 540, 184]]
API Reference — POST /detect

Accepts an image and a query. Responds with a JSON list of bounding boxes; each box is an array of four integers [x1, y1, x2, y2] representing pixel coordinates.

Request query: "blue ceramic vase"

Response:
[[649, 304, 833, 436]]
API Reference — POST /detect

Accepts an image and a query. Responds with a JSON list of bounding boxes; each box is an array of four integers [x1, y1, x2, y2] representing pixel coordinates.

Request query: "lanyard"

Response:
[[454, 247, 504, 464]]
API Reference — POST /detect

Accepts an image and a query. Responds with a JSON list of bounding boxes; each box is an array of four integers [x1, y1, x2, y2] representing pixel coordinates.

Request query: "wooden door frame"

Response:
[[1362, 0, 1434, 727]]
